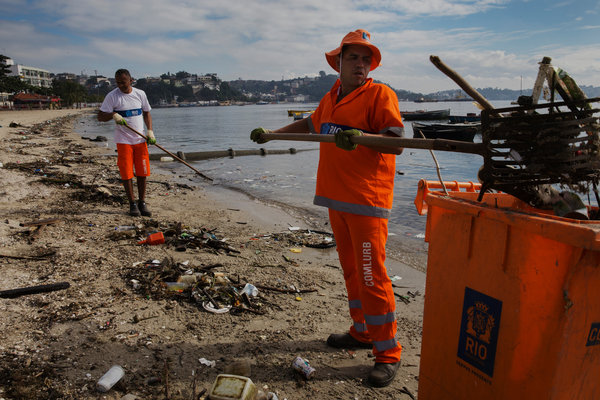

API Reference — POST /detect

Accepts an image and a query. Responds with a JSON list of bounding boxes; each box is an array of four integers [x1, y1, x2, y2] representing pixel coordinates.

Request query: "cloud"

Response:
[[2, 0, 600, 94], [355, 0, 510, 16]]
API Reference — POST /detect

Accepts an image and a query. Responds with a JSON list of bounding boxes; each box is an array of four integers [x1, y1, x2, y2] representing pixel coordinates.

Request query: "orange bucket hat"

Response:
[[325, 29, 382, 72]]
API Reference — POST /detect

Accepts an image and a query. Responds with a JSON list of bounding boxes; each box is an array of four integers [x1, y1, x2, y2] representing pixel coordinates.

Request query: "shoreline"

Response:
[[72, 107, 429, 274], [0, 109, 425, 399]]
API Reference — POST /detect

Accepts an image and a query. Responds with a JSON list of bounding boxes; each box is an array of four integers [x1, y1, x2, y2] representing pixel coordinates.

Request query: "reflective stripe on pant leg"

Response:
[[329, 209, 370, 343], [347, 212, 402, 363]]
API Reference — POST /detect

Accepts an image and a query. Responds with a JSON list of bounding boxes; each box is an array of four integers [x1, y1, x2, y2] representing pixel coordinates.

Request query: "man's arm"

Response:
[[273, 117, 310, 133], [362, 130, 404, 155], [143, 111, 153, 131], [97, 110, 115, 122]]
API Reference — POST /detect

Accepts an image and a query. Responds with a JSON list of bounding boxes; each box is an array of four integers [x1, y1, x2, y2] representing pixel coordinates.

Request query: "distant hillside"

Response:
[[228, 74, 600, 103], [425, 85, 600, 102]]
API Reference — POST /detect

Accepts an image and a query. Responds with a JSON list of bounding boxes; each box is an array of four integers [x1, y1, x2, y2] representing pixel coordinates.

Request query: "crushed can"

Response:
[[291, 356, 315, 379]]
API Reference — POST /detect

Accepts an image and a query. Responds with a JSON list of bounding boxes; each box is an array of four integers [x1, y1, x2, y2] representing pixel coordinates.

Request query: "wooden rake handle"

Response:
[[123, 124, 213, 182], [430, 55, 500, 116], [260, 133, 485, 155]]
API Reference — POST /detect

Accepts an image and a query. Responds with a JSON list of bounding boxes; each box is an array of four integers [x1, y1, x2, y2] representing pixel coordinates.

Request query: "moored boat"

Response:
[[287, 109, 314, 117], [401, 109, 450, 121], [412, 122, 479, 142], [290, 110, 314, 120], [448, 113, 481, 123]]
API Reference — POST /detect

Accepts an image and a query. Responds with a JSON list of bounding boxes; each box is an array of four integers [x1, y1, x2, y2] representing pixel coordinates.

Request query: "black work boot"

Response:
[[129, 201, 141, 217], [367, 362, 400, 387], [327, 333, 372, 349], [137, 200, 152, 217]]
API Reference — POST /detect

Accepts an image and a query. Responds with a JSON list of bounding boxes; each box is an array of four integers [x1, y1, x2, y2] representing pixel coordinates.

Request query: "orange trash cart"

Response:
[[414, 180, 600, 400]]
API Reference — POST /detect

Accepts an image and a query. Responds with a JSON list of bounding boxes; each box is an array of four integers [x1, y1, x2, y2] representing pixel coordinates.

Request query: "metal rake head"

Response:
[[478, 97, 600, 206]]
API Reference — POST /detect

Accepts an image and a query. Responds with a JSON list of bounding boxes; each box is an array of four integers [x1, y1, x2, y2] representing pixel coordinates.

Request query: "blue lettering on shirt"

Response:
[[116, 108, 143, 118], [319, 123, 373, 135]]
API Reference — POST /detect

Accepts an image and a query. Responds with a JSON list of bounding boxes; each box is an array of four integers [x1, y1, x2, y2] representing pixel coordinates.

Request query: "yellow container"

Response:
[[208, 374, 257, 400], [415, 180, 600, 399]]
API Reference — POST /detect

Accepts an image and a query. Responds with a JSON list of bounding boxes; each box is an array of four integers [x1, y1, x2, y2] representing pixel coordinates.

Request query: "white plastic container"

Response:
[[160, 156, 174, 162], [208, 374, 257, 400], [96, 365, 124, 392]]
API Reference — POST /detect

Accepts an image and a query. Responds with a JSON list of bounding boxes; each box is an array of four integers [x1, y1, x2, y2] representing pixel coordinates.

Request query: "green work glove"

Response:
[[335, 129, 362, 151], [146, 129, 156, 145], [250, 127, 272, 144], [112, 113, 127, 126]]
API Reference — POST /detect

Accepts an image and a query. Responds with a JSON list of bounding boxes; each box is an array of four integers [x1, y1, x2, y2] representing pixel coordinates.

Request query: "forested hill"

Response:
[[228, 72, 600, 102]]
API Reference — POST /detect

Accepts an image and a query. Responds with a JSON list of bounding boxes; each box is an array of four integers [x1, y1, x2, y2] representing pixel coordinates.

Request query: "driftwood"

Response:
[[0, 281, 70, 298], [19, 218, 60, 227], [0, 249, 56, 260]]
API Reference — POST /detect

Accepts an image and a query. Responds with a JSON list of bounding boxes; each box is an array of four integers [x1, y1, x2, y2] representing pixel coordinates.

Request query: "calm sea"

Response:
[[76, 100, 514, 266]]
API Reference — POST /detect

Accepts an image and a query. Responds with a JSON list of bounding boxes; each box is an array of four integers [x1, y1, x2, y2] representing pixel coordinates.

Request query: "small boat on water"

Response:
[[412, 122, 480, 142], [287, 109, 314, 117], [290, 110, 314, 120], [448, 113, 481, 123], [401, 109, 450, 121]]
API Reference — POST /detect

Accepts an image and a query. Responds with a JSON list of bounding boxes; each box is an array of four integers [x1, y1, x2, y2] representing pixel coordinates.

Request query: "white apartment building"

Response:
[[5, 58, 52, 88]]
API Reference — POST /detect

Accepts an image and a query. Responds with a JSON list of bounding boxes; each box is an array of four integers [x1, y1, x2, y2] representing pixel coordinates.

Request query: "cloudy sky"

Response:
[[2, 0, 599, 93]]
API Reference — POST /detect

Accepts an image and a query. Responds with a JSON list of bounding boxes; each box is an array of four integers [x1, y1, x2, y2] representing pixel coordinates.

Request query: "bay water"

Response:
[[77, 100, 514, 269]]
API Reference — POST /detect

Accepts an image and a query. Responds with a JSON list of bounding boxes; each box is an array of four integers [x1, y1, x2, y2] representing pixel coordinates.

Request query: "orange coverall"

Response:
[[308, 78, 404, 363]]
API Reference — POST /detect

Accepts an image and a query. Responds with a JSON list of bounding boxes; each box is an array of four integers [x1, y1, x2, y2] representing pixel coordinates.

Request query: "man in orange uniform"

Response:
[[250, 29, 404, 387]]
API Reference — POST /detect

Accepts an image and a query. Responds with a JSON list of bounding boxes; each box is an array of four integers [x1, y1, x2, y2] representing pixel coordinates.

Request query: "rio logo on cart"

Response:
[[457, 287, 502, 378], [586, 323, 600, 347]]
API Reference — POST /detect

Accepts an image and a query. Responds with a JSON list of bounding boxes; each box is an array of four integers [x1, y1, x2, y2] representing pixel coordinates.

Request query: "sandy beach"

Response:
[[0, 109, 425, 399]]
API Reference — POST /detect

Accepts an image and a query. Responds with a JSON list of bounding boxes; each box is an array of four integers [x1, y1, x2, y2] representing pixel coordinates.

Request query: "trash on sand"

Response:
[[390, 275, 403, 282], [241, 283, 258, 297], [268, 229, 336, 249], [291, 356, 316, 379], [165, 282, 190, 292], [96, 365, 124, 392], [137, 232, 165, 245], [208, 374, 257, 400], [203, 300, 232, 314], [289, 248, 302, 253], [199, 357, 216, 368]]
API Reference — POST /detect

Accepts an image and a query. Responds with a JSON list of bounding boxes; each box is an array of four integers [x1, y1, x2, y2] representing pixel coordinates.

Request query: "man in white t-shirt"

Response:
[[98, 69, 156, 217]]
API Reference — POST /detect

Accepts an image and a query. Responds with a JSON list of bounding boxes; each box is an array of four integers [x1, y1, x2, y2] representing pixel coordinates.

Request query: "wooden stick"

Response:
[[260, 132, 485, 155], [0, 282, 70, 298], [123, 124, 213, 182], [429, 55, 500, 116], [20, 218, 60, 227]]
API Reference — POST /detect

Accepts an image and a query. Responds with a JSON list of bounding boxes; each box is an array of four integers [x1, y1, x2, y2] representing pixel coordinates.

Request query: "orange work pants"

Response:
[[329, 209, 402, 363]]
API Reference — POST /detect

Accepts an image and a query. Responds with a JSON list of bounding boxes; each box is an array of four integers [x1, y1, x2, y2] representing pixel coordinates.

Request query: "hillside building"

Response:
[[5, 58, 52, 88]]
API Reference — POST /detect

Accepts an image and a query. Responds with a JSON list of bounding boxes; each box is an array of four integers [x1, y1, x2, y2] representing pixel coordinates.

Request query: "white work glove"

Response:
[[146, 129, 156, 145], [112, 113, 127, 126]]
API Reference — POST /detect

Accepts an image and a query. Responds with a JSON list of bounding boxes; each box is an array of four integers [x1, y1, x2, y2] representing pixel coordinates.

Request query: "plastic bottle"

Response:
[[137, 232, 165, 245], [115, 225, 136, 231], [96, 365, 124, 392]]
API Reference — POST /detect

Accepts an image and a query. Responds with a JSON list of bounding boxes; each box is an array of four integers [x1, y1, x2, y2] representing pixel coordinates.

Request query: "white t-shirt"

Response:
[[100, 87, 152, 145]]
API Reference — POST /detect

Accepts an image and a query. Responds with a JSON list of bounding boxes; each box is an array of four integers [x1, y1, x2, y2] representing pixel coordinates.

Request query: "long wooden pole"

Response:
[[123, 124, 213, 182], [260, 132, 485, 155], [429, 55, 500, 116]]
